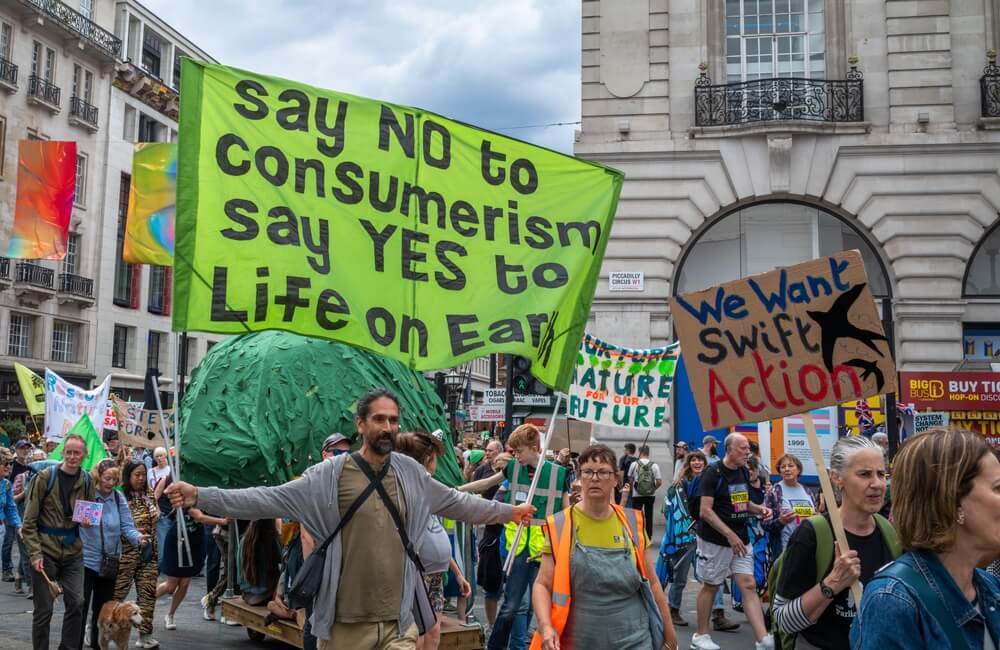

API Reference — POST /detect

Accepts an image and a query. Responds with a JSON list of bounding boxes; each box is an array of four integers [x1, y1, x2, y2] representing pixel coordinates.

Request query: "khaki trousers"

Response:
[[319, 621, 418, 650]]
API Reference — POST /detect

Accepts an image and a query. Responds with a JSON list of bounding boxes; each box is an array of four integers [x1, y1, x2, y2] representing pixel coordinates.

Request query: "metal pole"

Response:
[[223, 519, 236, 599], [503, 355, 514, 443], [882, 297, 899, 458]]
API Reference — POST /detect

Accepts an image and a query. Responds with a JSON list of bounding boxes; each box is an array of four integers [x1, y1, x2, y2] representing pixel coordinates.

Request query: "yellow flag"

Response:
[[14, 362, 45, 416]]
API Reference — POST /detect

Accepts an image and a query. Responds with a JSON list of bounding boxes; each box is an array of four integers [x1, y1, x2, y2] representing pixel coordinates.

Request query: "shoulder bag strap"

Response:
[[313, 454, 390, 555], [879, 561, 970, 650], [351, 452, 426, 573]]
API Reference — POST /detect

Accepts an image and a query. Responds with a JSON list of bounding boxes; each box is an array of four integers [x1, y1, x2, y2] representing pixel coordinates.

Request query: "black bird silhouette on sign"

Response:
[[806, 283, 888, 389]]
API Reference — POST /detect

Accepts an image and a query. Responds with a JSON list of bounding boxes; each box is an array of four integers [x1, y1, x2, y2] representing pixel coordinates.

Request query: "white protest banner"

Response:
[[913, 411, 949, 433], [44, 370, 111, 441], [103, 402, 119, 431], [567, 333, 679, 429]]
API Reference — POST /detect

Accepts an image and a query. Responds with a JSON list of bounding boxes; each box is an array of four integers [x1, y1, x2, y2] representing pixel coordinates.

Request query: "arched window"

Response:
[[675, 201, 890, 297], [964, 222, 1000, 297]]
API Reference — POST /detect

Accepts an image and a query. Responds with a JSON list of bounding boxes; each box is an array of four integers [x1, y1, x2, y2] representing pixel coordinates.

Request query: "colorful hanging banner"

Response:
[[567, 334, 679, 429], [44, 369, 111, 442], [14, 362, 46, 417], [124, 142, 176, 265], [5, 140, 76, 259], [172, 60, 623, 390]]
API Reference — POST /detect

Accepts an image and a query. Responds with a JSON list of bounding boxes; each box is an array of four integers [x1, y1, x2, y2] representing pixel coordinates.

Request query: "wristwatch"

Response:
[[819, 580, 835, 599]]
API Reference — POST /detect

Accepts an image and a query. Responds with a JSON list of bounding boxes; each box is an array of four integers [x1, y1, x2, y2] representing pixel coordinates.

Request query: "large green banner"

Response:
[[173, 61, 623, 389]]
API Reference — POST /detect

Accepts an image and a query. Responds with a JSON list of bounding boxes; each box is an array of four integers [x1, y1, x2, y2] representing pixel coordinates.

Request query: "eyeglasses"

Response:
[[580, 469, 614, 481]]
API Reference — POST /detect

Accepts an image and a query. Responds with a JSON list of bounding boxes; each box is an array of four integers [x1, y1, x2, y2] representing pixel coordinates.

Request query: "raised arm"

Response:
[[425, 473, 516, 524], [456, 470, 505, 494], [171, 467, 323, 527]]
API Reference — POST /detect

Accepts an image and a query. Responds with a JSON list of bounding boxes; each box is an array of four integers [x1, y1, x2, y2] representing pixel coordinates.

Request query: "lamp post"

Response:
[[444, 368, 464, 442]]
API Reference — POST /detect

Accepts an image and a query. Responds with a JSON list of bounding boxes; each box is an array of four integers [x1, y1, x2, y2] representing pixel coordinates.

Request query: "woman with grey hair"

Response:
[[769, 436, 901, 649]]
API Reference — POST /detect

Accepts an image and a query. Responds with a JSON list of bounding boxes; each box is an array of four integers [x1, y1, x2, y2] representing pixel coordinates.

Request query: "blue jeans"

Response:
[[668, 544, 696, 609], [2, 521, 14, 574], [511, 593, 530, 649], [156, 516, 172, 566], [487, 549, 538, 650]]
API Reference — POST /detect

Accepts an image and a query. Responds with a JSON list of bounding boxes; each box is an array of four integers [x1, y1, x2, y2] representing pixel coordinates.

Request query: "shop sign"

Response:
[[609, 272, 644, 291], [899, 372, 1000, 411]]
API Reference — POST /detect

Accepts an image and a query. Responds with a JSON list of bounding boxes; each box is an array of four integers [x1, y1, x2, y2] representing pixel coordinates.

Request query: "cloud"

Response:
[[140, 0, 580, 152]]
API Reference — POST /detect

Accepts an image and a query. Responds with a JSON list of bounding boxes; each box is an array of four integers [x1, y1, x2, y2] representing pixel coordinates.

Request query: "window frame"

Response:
[[1, 21, 13, 60], [113, 172, 138, 308], [0, 114, 6, 178], [112, 325, 129, 369], [963, 220, 1000, 298], [63, 233, 79, 276], [147, 330, 162, 371], [725, 0, 826, 83], [148, 265, 171, 315], [7, 312, 34, 358], [74, 152, 87, 207], [51, 320, 77, 364]]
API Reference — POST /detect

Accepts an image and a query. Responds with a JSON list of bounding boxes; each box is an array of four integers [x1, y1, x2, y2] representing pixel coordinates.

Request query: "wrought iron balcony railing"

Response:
[[981, 51, 1000, 118], [18, 0, 121, 59], [28, 75, 60, 106], [0, 257, 10, 281], [0, 56, 17, 87], [694, 67, 864, 127], [69, 96, 99, 126], [58, 273, 94, 298], [14, 262, 54, 289]]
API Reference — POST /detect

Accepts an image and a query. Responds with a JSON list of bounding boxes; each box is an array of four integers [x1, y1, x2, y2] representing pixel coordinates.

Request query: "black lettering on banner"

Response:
[[255, 146, 289, 186], [422, 119, 451, 170], [510, 158, 538, 194], [275, 88, 310, 132], [533, 262, 568, 289], [557, 221, 602, 253], [332, 162, 364, 204], [402, 229, 429, 281], [447, 314, 485, 356], [434, 241, 467, 290], [295, 158, 325, 197], [379, 105, 415, 158], [367, 307, 396, 345], [274, 276, 311, 321], [524, 216, 554, 249], [369, 172, 399, 213], [488, 319, 524, 344], [360, 219, 397, 272], [480, 140, 506, 186], [211, 267, 248, 321], [301, 216, 331, 274], [449, 201, 478, 237], [479, 140, 538, 195], [401, 315, 428, 357], [495, 255, 527, 295], [216, 133, 250, 175], [316, 288, 350, 330], [222, 199, 259, 240], [233, 79, 268, 119], [267, 206, 300, 245], [254, 267, 269, 321], [526, 313, 550, 348], [401, 182, 446, 228], [315, 97, 348, 158], [697, 328, 727, 364], [507, 201, 520, 244]]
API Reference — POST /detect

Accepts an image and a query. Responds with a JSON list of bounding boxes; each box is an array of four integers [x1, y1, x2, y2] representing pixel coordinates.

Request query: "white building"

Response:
[[577, 0, 1000, 459]]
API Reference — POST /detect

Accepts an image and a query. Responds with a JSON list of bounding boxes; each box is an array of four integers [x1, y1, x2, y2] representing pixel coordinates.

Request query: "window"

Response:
[[0, 115, 6, 177], [63, 234, 79, 275], [51, 321, 77, 363], [79, 0, 93, 20], [676, 201, 890, 297], [72, 64, 94, 103], [726, 0, 825, 82], [114, 173, 138, 307], [147, 331, 162, 371], [964, 223, 1000, 297], [173, 49, 185, 89], [112, 325, 129, 368], [148, 265, 171, 315], [123, 105, 136, 142], [44, 46, 55, 82], [74, 153, 87, 206], [180, 336, 197, 373], [138, 114, 162, 143], [7, 313, 33, 357], [1, 22, 12, 60], [141, 29, 162, 78]]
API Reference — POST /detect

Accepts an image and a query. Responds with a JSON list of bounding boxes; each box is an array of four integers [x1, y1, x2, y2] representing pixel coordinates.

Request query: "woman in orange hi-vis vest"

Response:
[[531, 444, 677, 650]]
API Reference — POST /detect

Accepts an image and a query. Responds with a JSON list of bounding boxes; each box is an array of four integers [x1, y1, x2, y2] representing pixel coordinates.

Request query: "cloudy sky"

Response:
[[141, 0, 581, 153]]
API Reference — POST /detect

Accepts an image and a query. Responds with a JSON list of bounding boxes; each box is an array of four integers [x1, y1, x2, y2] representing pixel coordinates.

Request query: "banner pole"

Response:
[[503, 392, 564, 576], [803, 411, 863, 610], [152, 370, 191, 566]]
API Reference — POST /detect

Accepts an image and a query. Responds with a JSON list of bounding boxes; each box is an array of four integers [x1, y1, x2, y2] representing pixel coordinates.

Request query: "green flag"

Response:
[[49, 415, 108, 471], [173, 60, 623, 391]]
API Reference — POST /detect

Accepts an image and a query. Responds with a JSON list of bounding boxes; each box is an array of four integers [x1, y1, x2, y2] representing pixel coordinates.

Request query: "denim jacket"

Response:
[[850, 550, 1000, 649], [0, 479, 21, 528], [80, 490, 142, 573]]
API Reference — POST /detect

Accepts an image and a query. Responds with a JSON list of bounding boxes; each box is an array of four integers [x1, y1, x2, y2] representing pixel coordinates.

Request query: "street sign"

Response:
[[484, 389, 506, 407], [513, 394, 552, 406], [913, 411, 950, 433], [470, 404, 505, 421]]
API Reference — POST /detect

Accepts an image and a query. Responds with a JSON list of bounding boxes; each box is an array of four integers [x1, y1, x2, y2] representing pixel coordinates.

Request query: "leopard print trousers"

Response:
[[114, 546, 158, 635]]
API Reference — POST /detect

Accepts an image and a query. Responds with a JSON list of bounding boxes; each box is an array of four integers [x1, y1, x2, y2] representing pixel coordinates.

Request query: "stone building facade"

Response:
[[576, 0, 1000, 460]]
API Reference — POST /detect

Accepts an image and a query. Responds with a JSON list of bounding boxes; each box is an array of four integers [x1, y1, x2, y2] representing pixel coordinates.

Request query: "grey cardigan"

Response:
[[197, 452, 513, 641]]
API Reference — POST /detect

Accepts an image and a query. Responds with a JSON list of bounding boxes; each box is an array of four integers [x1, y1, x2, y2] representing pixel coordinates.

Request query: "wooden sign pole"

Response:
[[802, 411, 864, 609]]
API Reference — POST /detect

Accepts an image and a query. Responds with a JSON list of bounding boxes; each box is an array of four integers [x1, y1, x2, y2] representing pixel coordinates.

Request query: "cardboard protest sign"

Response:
[[669, 250, 895, 430], [111, 397, 173, 448], [567, 334, 679, 429], [173, 61, 623, 390], [44, 370, 111, 441], [913, 411, 949, 433]]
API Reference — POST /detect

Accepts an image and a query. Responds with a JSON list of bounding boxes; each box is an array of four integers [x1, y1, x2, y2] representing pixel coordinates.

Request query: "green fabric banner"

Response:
[[49, 414, 108, 472], [173, 60, 623, 390]]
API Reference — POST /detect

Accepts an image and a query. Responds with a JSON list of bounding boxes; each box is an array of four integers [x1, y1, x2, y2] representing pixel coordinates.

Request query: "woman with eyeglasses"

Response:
[[531, 444, 677, 650]]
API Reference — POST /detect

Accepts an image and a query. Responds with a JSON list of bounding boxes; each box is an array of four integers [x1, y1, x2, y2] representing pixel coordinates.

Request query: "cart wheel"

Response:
[[247, 629, 266, 642]]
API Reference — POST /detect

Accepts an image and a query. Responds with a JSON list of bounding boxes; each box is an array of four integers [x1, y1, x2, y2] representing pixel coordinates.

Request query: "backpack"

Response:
[[635, 461, 658, 496], [688, 461, 750, 521], [768, 513, 901, 650], [40, 466, 93, 502]]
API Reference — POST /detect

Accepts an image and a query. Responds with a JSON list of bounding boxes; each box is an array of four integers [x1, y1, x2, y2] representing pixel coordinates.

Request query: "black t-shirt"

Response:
[[473, 462, 500, 501], [776, 515, 894, 650], [697, 461, 752, 545], [619, 455, 637, 482], [57, 468, 78, 517], [10, 459, 30, 485]]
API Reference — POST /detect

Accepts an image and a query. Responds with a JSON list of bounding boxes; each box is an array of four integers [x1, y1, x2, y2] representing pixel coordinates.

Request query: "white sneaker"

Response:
[[83, 623, 92, 647], [220, 615, 239, 626], [200, 594, 216, 621], [690, 634, 721, 650], [164, 614, 176, 630], [136, 633, 160, 648], [755, 634, 775, 650]]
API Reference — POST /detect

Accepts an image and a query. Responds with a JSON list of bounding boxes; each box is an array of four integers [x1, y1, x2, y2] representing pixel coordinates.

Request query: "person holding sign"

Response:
[[771, 436, 898, 650], [165, 389, 534, 648], [851, 429, 1000, 649], [691, 433, 774, 650]]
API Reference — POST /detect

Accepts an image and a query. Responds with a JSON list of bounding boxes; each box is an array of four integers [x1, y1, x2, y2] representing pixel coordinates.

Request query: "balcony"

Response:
[[57, 272, 95, 306], [69, 95, 99, 131], [0, 56, 17, 93], [17, 0, 121, 61], [13, 261, 55, 307], [692, 64, 867, 137], [27, 75, 60, 112], [980, 50, 1000, 129]]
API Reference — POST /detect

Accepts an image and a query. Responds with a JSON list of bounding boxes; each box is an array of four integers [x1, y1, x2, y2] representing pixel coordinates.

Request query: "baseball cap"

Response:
[[703, 435, 719, 445], [674, 441, 689, 449], [323, 433, 350, 450], [14, 438, 31, 450]]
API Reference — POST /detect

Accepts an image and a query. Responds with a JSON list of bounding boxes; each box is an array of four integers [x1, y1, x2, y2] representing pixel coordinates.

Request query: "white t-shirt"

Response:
[[148, 464, 171, 489], [628, 458, 662, 487], [777, 481, 816, 548]]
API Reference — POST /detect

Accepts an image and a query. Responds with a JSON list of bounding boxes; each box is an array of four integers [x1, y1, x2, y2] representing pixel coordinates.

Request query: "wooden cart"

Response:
[[220, 597, 485, 649]]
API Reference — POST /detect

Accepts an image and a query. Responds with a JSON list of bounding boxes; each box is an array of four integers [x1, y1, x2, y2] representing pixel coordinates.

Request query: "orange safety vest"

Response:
[[529, 504, 648, 650]]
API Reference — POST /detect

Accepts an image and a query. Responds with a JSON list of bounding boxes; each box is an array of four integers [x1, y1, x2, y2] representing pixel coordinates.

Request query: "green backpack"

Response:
[[768, 513, 901, 650]]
